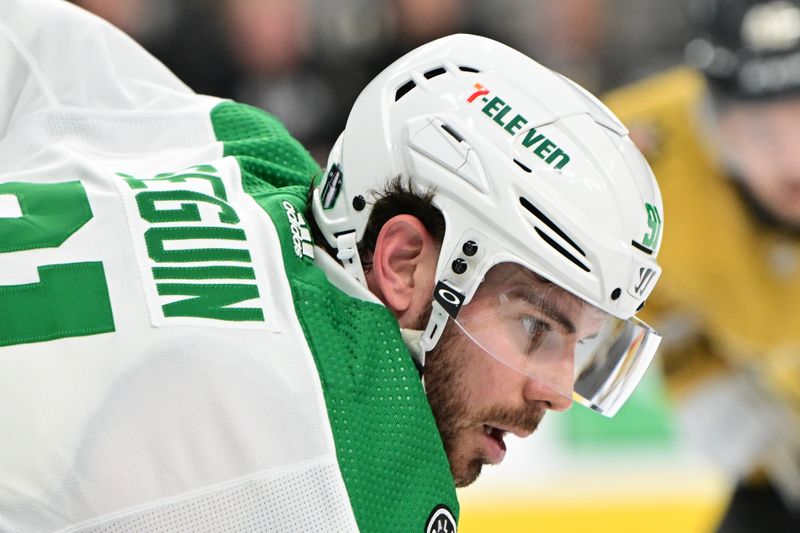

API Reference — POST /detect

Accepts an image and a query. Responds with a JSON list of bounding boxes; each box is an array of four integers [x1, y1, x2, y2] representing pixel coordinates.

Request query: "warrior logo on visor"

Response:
[[634, 267, 657, 297]]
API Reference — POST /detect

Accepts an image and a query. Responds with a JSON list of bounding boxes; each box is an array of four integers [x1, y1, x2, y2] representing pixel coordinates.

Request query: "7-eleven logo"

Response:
[[465, 82, 571, 170], [467, 83, 490, 103]]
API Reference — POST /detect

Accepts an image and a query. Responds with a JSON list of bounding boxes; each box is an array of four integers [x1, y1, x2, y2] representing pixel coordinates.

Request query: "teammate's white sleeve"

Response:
[[0, 0, 197, 123]]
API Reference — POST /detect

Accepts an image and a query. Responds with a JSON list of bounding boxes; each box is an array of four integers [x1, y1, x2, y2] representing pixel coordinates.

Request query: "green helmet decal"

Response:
[[641, 202, 662, 251], [467, 83, 571, 170]]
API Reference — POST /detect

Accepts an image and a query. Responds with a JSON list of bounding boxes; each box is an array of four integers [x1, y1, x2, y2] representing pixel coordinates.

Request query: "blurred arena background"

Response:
[[69, 1, 730, 531], [71, 0, 692, 164]]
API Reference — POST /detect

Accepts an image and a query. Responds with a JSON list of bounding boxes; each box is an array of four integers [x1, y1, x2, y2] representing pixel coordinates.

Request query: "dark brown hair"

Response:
[[306, 175, 446, 267]]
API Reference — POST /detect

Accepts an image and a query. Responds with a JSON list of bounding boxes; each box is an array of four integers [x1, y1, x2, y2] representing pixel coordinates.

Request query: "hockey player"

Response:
[[605, 1, 800, 531], [0, 0, 663, 531]]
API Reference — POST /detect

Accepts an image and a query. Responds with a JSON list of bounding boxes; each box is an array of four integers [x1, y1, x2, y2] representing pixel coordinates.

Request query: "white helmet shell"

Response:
[[312, 34, 663, 326]]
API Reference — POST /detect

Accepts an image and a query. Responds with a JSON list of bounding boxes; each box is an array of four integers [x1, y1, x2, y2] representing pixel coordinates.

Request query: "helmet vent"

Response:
[[631, 240, 653, 255], [520, 197, 590, 272], [534, 228, 591, 272], [424, 66, 447, 79], [440, 123, 464, 142], [519, 197, 586, 256], [514, 159, 532, 173], [395, 79, 417, 101], [395, 66, 480, 101]]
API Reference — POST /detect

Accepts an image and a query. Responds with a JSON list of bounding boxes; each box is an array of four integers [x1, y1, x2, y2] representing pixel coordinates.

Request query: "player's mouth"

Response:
[[481, 423, 535, 465], [481, 425, 508, 464]]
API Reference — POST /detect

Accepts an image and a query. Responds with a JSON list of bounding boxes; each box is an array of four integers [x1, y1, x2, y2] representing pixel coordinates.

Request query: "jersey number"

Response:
[[0, 181, 114, 347]]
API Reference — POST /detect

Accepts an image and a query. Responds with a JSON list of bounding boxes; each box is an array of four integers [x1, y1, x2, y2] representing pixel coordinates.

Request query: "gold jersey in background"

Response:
[[606, 67, 800, 504]]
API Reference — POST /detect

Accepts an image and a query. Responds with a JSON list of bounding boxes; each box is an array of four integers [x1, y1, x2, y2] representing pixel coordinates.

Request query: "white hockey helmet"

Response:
[[311, 34, 664, 417]]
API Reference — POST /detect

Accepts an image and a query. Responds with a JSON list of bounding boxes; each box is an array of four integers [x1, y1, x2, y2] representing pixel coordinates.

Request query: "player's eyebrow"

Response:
[[511, 288, 576, 334]]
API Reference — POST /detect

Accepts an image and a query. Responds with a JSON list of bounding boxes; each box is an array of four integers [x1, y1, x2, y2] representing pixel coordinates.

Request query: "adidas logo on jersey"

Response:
[[283, 201, 314, 260]]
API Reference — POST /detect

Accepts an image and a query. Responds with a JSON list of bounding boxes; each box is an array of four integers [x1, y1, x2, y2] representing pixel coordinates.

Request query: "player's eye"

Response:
[[521, 315, 550, 336]]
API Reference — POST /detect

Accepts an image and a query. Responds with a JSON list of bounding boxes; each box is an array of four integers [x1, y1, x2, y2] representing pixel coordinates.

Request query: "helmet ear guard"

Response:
[[311, 134, 369, 287], [311, 134, 351, 247]]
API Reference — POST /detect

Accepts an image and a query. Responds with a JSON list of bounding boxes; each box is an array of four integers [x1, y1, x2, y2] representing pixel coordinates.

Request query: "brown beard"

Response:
[[422, 319, 545, 487]]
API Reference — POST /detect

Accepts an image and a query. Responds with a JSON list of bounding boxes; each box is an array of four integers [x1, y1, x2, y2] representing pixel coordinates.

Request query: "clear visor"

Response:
[[450, 265, 661, 417]]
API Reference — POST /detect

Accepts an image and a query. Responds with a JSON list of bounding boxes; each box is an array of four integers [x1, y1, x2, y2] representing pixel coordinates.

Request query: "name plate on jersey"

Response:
[[114, 161, 278, 331]]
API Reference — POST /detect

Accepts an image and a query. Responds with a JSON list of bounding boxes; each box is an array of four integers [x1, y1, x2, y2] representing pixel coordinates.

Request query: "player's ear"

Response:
[[366, 214, 438, 327]]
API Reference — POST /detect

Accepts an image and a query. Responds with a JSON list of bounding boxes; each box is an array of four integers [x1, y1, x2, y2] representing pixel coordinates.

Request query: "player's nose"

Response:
[[523, 375, 573, 412]]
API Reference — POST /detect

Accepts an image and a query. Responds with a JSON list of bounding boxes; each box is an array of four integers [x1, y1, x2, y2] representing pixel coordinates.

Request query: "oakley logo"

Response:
[[434, 281, 465, 319], [466, 83, 571, 170]]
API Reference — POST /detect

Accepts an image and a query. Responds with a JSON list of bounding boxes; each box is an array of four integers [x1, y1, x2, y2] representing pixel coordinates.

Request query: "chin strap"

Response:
[[335, 231, 367, 288], [421, 279, 465, 356], [419, 300, 450, 362], [400, 328, 425, 372], [413, 300, 451, 391], [415, 280, 467, 388]]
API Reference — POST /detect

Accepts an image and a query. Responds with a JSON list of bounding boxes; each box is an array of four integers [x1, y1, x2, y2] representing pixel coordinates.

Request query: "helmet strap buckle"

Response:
[[335, 231, 367, 288]]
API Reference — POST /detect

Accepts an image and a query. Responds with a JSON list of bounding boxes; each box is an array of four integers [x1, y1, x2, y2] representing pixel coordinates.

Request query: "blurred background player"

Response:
[[605, 1, 800, 532]]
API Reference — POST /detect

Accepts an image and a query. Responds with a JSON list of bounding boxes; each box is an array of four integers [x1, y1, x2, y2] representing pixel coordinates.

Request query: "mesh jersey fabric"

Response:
[[0, 0, 457, 531], [212, 101, 460, 532]]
